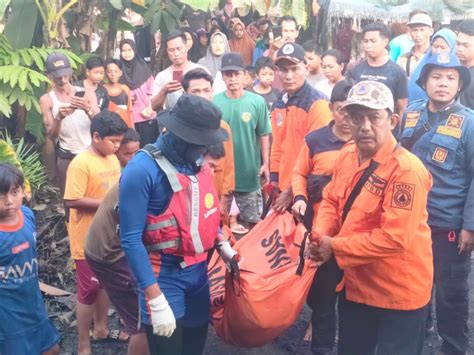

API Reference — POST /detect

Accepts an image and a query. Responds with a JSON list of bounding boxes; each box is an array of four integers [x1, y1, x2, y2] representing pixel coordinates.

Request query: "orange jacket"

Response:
[[314, 135, 433, 310], [270, 83, 332, 191], [292, 122, 347, 206], [213, 121, 235, 197]]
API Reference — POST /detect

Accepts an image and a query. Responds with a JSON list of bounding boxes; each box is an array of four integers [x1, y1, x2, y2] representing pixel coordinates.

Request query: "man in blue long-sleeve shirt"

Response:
[[119, 94, 234, 355], [400, 52, 474, 355]]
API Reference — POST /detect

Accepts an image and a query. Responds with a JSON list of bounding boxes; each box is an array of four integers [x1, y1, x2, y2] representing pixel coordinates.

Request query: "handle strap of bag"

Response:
[[296, 159, 379, 275]]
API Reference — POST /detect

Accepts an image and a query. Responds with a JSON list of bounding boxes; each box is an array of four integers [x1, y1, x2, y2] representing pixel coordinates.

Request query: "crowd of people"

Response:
[[0, 8, 473, 355]]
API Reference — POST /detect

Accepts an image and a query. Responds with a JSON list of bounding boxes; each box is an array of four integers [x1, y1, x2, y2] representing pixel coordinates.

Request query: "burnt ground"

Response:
[[36, 207, 474, 355]]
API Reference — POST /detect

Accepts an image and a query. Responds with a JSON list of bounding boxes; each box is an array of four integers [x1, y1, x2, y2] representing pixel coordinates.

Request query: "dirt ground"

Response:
[[50, 258, 474, 355], [36, 202, 473, 355]]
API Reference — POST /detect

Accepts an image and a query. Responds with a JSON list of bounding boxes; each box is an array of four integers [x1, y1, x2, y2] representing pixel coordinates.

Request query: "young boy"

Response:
[[105, 59, 134, 128], [244, 65, 257, 90], [116, 128, 140, 168], [64, 110, 128, 355], [0, 163, 60, 355], [249, 57, 281, 111], [75, 56, 109, 114], [302, 40, 325, 88], [84, 131, 146, 355]]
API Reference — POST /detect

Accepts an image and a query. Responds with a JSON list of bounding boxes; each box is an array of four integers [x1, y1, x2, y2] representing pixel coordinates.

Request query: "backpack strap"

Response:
[[140, 144, 183, 192]]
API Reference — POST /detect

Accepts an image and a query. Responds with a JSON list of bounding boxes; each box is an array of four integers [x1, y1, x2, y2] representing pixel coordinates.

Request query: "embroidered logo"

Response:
[[436, 126, 461, 139], [364, 174, 387, 197], [11, 242, 29, 255], [446, 114, 464, 129], [391, 182, 415, 210], [204, 193, 214, 209], [432, 147, 448, 163], [282, 44, 294, 55], [404, 112, 420, 128], [241, 112, 251, 123]]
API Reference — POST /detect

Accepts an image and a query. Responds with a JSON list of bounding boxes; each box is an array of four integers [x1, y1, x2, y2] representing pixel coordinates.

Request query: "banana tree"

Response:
[[0, 34, 82, 140]]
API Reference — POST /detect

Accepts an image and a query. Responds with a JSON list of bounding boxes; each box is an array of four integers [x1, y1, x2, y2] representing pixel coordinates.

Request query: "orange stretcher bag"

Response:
[[208, 211, 316, 347]]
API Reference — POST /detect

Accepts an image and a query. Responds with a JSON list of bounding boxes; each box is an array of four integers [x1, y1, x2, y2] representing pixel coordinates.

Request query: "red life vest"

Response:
[[141, 145, 220, 268]]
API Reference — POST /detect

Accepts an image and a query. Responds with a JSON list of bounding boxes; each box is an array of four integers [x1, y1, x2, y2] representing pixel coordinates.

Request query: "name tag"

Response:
[[436, 126, 461, 139]]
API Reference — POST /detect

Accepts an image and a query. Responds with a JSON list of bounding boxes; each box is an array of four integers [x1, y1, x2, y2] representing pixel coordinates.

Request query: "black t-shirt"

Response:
[[248, 87, 281, 112], [74, 80, 109, 111], [348, 59, 408, 101], [460, 67, 474, 110]]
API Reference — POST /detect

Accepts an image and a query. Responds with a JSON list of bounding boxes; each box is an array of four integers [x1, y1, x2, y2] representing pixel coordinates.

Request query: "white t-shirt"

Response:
[[49, 89, 91, 155], [314, 78, 335, 99], [153, 62, 209, 108]]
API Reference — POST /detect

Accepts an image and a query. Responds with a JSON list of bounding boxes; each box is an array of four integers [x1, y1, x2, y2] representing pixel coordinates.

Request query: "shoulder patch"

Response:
[[404, 112, 420, 128], [391, 182, 415, 210], [446, 114, 464, 129]]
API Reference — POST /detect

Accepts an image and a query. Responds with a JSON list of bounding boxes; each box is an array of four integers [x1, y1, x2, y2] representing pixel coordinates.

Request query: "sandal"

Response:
[[230, 223, 249, 234], [90, 329, 130, 343]]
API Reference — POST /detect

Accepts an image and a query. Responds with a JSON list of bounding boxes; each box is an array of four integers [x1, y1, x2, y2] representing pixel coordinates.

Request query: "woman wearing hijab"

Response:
[[198, 32, 230, 95], [408, 28, 457, 103], [119, 39, 158, 146], [181, 27, 204, 63], [228, 18, 256, 66]]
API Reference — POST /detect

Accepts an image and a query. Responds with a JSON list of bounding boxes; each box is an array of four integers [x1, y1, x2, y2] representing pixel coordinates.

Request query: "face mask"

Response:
[[184, 144, 206, 164]]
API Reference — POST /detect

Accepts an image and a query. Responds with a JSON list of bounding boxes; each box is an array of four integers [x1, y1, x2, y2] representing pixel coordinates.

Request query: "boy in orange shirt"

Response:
[[64, 110, 128, 355]]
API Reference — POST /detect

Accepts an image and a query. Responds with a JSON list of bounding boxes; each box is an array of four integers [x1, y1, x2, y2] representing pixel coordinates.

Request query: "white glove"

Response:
[[217, 240, 237, 264], [148, 293, 176, 337]]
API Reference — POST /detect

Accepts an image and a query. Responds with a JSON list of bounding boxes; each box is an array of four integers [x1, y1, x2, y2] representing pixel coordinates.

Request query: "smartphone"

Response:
[[272, 26, 282, 39], [173, 70, 184, 83], [75, 90, 85, 98]]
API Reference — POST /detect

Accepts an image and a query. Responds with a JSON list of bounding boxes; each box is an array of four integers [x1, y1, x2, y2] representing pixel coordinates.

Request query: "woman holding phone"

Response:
[[119, 39, 157, 146]]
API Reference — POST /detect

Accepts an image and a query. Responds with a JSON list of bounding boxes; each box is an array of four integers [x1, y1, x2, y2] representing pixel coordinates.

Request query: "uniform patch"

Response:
[[241, 112, 251, 123], [364, 173, 387, 197], [404, 112, 420, 128], [391, 183, 415, 210], [432, 147, 448, 163], [204, 193, 214, 209], [436, 125, 461, 139], [446, 114, 464, 129]]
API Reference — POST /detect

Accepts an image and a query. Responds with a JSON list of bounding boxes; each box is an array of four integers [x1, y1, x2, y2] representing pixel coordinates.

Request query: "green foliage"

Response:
[[0, 34, 82, 121], [1, 132, 56, 198], [143, 0, 182, 33], [3, 0, 40, 49]]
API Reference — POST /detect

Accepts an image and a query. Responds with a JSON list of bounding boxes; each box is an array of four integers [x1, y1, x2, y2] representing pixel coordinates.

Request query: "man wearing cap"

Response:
[[40, 52, 101, 197], [291, 79, 353, 353], [397, 11, 434, 77], [400, 52, 474, 355], [309, 80, 433, 354], [119, 94, 236, 354], [271, 42, 332, 213], [213, 53, 271, 227]]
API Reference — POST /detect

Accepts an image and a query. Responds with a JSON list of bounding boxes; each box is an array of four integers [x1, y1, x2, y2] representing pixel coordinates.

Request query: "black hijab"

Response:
[[119, 39, 153, 90]]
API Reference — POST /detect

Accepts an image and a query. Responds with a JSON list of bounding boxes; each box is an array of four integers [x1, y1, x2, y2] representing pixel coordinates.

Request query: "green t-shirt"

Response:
[[213, 91, 272, 192]]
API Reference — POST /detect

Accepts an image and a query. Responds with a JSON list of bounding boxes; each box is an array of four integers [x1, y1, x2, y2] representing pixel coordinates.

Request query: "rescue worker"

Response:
[[400, 52, 474, 355], [291, 79, 353, 353], [270, 42, 332, 213], [119, 94, 237, 355], [309, 81, 433, 355]]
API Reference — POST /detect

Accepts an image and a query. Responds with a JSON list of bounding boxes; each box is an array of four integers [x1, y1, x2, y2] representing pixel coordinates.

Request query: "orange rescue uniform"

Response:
[[213, 120, 235, 197], [314, 135, 433, 310], [292, 121, 347, 215], [270, 82, 332, 190]]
